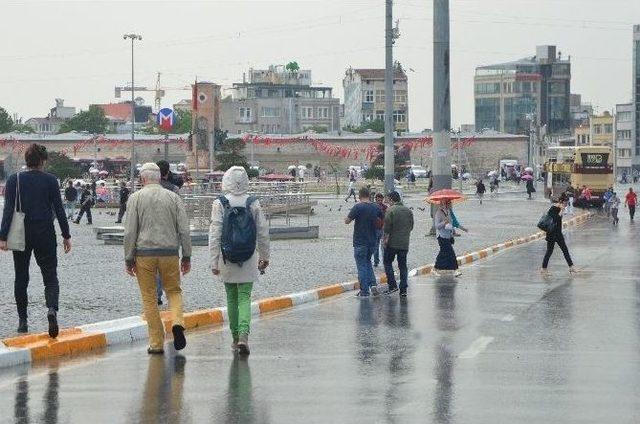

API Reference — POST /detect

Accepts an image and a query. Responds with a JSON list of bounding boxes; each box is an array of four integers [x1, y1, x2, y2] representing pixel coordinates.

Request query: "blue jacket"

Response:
[[0, 171, 70, 240]]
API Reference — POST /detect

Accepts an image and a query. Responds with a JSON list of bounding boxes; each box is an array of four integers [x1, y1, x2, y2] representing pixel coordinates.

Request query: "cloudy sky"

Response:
[[1, 0, 639, 131]]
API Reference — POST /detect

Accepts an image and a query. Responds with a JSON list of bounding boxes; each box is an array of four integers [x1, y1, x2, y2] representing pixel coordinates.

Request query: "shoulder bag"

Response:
[[7, 173, 25, 251]]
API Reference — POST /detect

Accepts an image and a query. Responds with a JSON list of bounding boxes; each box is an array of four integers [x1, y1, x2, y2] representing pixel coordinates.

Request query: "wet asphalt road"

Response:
[[1, 213, 639, 423], [0, 191, 549, 338]]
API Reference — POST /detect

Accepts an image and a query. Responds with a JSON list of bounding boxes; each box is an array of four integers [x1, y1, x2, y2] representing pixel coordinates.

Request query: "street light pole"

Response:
[[123, 33, 142, 190], [383, 0, 395, 193]]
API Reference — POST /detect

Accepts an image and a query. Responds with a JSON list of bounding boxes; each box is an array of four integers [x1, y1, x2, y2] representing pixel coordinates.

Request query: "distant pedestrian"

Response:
[[373, 192, 388, 267], [541, 194, 575, 275], [526, 178, 535, 200], [609, 192, 620, 225], [74, 184, 94, 225], [625, 187, 637, 221], [0, 144, 71, 337], [434, 199, 459, 275], [602, 188, 613, 217], [64, 180, 78, 219], [566, 186, 575, 214], [124, 163, 192, 354], [345, 187, 384, 296], [209, 166, 270, 356], [115, 181, 129, 224], [475, 179, 486, 204], [382, 191, 414, 296], [345, 180, 357, 203]]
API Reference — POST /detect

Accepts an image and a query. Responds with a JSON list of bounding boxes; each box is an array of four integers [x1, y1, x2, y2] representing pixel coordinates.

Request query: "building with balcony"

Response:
[[590, 111, 614, 147], [220, 66, 340, 135], [474, 45, 571, 136], [342, 64, 409, 132]]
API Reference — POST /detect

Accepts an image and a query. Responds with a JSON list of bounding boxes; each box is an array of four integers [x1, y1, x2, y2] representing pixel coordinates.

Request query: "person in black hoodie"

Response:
[[541, 193, 576, 275], [74, 184, 94, 225], [0, 144, 71, 336], [115, 181, 130, 224]]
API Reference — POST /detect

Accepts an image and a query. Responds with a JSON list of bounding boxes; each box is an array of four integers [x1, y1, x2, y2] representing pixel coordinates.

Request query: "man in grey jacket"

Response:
[[382, 191, 414, 296], [124, 162, 192, 354]]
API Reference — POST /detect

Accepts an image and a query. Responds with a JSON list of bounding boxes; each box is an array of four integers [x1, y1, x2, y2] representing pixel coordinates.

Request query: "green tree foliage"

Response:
[[367, 137, 411, 181], [0, 107, 14, 133], [304, 125, 328, 133], [215, 138, 250, 172], [11, 123, 34, 133], [58, 105, 109, 134], [285, 61, 300, 73], [46, 151, 83, 179], [343, 119, 385, 134]]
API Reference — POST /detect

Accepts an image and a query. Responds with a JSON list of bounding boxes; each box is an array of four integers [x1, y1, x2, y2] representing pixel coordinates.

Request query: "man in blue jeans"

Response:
[[345, 187, 383, 297]]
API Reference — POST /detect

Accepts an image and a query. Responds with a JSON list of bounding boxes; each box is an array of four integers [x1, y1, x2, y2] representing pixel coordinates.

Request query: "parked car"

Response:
[[409, 165, 428, 178]]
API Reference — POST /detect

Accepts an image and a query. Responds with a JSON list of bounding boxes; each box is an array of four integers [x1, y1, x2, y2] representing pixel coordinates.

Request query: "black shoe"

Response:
[[115, 221, 122, 224], [17, 319, 28, 333], [399, 290, 407, 297], [384, 286, 399, 295], [87, 222, 93, 226], [157, 298, 163, 305], [172, 325, 186, 351], [374, 263, 379, 267], [47, 308, 59, 339], [356, 291, 370, 297], [73, 220, 80, 224], [147, 347, 164, 355]]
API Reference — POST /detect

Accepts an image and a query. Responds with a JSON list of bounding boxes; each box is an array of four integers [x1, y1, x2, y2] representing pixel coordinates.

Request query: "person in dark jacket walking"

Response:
[[74, 184, 94, 225], [476, 179, 486, 204], [382, 191, 414, 296], [541, 194, 576, 275], [115, 181, 130, 224], [63, 180, 78, 219], [526, 178, 536, 200], [0, 144, 72, 336]]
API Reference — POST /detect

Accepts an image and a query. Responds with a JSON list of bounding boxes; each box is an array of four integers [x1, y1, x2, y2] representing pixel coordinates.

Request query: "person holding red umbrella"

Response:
[[427, 189, 465, 276]]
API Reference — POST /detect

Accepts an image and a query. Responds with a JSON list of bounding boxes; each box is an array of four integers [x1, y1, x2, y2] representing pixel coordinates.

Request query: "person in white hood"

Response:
[[209, 166, 270, 355]]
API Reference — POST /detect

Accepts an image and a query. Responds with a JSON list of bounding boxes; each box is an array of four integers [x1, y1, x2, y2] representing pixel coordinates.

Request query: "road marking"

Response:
[[500, 314, 515, 322], [458, 336, 494, 359]]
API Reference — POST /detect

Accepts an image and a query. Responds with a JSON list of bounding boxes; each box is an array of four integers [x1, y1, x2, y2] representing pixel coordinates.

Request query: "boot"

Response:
[[172, 325, 186, 351], [231, 335, 239, 352], [47, 308, 59, 339], [17, 319, 28, 333], [237, 334, 250, 356]]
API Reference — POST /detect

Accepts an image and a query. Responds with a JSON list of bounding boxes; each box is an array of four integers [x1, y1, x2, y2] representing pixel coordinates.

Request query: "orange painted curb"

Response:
[[317, 284, 345, 299], [259, 297, 294, 314], [183, 309, 224, 330], [3, 328, 82, 348], [30, 332, 107, 361]]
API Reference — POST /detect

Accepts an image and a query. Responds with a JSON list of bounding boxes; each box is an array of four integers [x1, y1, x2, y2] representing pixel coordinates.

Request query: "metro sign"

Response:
[[157, 108, 175, 132]]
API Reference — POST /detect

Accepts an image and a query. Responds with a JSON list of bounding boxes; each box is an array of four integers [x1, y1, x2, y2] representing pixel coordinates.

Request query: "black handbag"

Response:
[[537, 214, 555, 233]]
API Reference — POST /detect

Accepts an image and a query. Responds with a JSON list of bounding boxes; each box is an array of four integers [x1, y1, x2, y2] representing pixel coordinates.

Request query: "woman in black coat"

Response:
[[541, 194, 575, 275]]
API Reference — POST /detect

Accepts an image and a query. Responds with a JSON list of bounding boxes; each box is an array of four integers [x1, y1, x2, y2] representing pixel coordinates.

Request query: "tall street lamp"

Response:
[[123, 33, 142, 190]]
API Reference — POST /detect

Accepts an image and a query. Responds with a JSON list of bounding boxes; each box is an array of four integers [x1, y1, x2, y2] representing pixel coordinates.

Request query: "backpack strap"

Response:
[[219, 195, 230, 209]]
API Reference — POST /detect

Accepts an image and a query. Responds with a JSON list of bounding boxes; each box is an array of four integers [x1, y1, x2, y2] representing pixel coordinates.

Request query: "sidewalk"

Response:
[[0, 214, 638, 422]]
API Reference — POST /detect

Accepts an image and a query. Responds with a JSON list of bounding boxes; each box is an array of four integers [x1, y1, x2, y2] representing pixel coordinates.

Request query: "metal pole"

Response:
[[432, 0, 452, 192], [164, 133, 169, 161], [383, 0, 395, 193], [457, 130, 462, 191], [130, 37, 136, 189], [209, 130, 215, 172]]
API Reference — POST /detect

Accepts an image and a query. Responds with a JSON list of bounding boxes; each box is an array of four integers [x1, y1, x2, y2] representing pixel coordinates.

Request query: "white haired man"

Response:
[[124, 162, 192, 354]]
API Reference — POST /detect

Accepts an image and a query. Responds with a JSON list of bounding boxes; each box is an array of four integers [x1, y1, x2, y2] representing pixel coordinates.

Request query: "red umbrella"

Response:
[[259, 173, 294, 182], [425, 188, 466, 205], [521, 173, 533, 181]]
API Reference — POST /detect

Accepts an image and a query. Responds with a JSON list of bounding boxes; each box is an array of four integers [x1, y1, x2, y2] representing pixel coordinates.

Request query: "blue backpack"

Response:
[[219, 195, 257, 265]]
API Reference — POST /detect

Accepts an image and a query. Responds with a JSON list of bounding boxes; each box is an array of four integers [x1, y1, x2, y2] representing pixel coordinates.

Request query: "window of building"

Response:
[[394, 90, 407, 103], [301, 107, 314, 119], [267, 89, 279, 98], [375, 111, 385, 121], [375, 90, 385, 103], [617, 130, 632, 139], [475, 83, 500, 95], [239, 107, 252, 121], [604, 123, 613, 133], [261, 107, 281, 117], [362, 113, 374, 122], [593, 124, 602, 135], [393, 110, 406, 123], [317, 107, 329, 119], [549, 82, 566, 94], [364, 90, 374, 103], [618, 111, 633, 121]]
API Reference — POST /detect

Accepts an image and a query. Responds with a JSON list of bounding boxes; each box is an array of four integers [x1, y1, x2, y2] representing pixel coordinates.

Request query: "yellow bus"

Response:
[[543, 146, 614, 205]]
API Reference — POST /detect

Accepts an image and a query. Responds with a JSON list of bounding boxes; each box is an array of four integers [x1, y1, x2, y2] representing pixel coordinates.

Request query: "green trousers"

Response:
[[224, 283, 253, 338]]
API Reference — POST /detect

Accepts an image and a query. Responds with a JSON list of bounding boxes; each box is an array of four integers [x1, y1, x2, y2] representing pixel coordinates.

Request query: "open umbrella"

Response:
[[521, 173, 534, 181], [424, 188, 466, 205], [98, 170, 109, 176], [89, 168, 99, 174]]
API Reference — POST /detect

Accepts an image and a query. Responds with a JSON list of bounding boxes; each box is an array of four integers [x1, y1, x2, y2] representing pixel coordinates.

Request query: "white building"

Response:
[[615, 103, 634, 179]]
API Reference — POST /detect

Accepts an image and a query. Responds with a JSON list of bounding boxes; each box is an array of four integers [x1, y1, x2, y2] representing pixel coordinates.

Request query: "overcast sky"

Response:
[[1, 0, 639, 131]]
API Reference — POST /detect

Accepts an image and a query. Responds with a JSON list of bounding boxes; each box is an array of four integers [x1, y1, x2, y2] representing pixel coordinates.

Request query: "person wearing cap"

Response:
[[124, 162, 192, 354], [382, 191, 413, 296]]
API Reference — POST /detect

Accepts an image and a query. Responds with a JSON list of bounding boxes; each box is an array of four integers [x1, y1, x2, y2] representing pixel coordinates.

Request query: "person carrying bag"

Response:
[[6, 172, 25, 251]]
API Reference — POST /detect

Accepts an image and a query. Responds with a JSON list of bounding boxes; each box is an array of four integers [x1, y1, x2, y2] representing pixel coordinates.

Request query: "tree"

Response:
[[343, 119, 385, 134], [285, 61, 300, 73], [58, 105, 109, 134], [366, 137, 411, 181], [11, 123, 34, 133], [0, 107, 14, 133], [171, 109, 192, 134], [215, 138, 250, 172], [46, 151, 83, 180]]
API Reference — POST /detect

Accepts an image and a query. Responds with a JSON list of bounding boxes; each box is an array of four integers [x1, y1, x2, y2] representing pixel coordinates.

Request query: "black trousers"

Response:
[[383, 247, 408, 291], [76, 205, 92, 223], [116, 203, 126, 222], [542, 235, 573, 269], [12, 221, 59, 320], [629, 205, 636, 220]]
